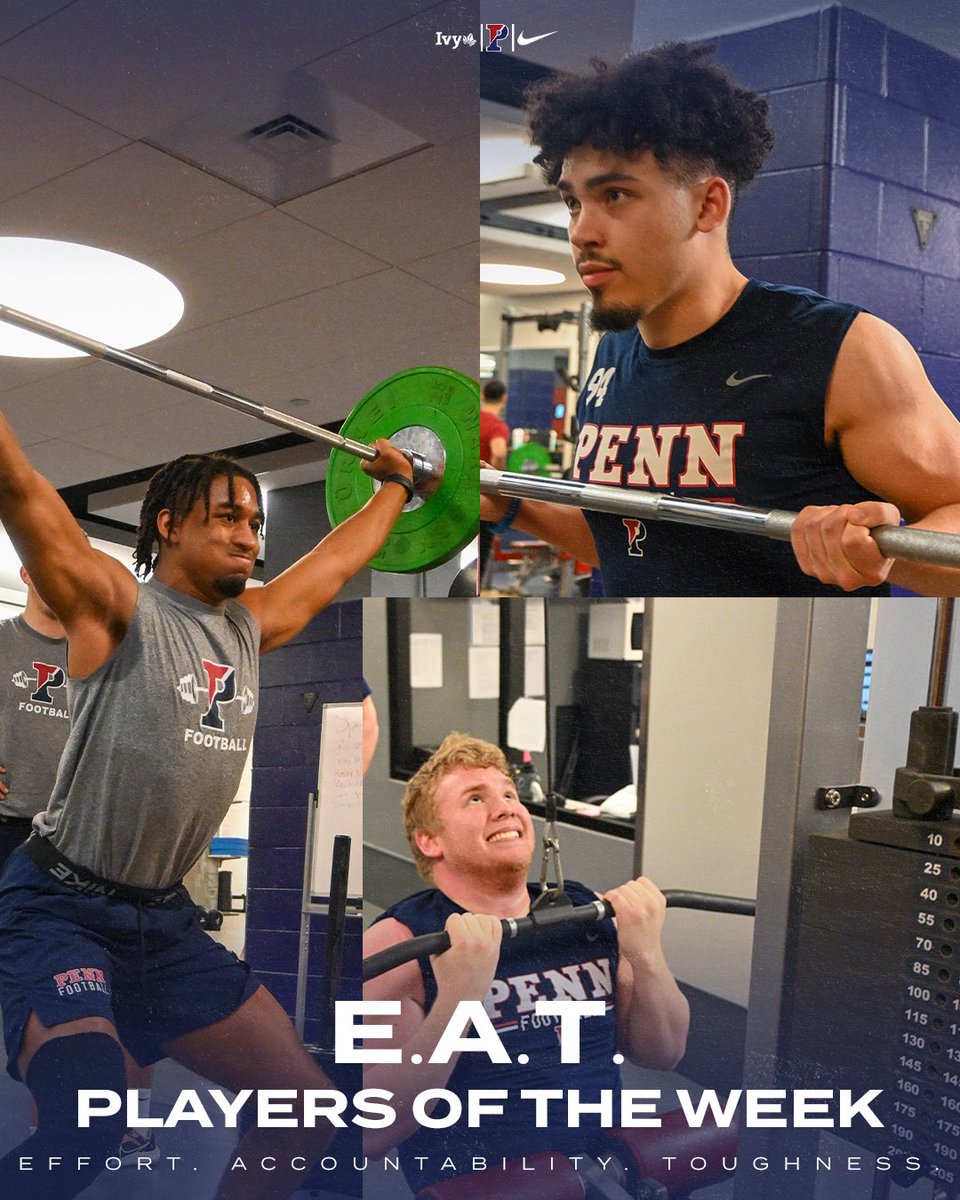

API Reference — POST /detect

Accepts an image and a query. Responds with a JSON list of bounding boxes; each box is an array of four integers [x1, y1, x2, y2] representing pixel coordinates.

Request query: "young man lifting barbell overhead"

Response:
[[361, 734, 689, 1195], [0, 407, 412, 1200], [479, 43, 960, 597]]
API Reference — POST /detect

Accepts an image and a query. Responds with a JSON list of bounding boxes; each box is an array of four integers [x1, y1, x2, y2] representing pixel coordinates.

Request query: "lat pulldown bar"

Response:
[[362, 890, 755, 981]]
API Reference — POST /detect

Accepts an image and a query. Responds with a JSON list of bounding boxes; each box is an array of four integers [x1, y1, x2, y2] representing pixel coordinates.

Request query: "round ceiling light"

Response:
[[0, 238, 184, 358], [480, 263, 566, 286]]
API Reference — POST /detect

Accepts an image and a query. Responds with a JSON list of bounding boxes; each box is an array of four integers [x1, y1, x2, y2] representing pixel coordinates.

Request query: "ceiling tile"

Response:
[[20, 438, 142, 488], [0, 79, 127, 203], [65, 396, 268, 465], [0, 0, 443, 138], [404, 241, 481, 306], [0, 1, 70, 44], [3, 360, 179, 445], [148, 75, 428, 206], [151, 268, 475, 409], [303, 0, 478, 145], [155, 210, 388, 328], [282, 136, 477, 264], [0, 143, 268, 258]]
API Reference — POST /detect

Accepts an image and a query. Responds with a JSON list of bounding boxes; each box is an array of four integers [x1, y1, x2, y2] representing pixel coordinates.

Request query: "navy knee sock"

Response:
[[0, 1033, 127, 1198]]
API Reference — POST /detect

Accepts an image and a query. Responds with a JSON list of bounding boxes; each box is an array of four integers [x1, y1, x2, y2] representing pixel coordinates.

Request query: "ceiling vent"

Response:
[[149, 77, 426, 204], [245, 113, 334, 160]]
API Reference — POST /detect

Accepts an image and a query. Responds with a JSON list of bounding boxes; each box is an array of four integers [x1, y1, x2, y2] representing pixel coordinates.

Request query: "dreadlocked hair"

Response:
[[134, 454, 264, 578], [525, 42, 774, 209]]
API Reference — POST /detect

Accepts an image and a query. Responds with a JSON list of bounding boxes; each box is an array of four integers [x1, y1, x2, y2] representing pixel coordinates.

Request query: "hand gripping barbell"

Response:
[[362, 891, 756, 982]]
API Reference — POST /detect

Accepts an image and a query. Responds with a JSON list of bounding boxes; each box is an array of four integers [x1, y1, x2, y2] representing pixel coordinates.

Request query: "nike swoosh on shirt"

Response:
[[726, 372, 772, 386], [516, 30, 558, 45]]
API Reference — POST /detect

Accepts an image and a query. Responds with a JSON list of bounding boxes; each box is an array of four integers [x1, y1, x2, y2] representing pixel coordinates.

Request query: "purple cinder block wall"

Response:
[[244, 599, 363, 1049], [718, 6, 960, 418]]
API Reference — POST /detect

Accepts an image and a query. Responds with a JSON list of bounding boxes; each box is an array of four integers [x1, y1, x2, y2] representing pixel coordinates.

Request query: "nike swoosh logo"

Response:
[[726, 372, 772, 387], [516, 30, 558, 45]]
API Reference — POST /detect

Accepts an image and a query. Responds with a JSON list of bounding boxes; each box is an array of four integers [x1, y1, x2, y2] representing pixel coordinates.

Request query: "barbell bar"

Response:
[[482, 468, 960, 571], [0, 303, 398, 466], [0, 303, 480, 574], [362, 890, 755, 981]]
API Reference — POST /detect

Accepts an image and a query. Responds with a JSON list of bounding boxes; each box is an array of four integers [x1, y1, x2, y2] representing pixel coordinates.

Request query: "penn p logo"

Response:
[[623, 519, 647, 557], [201, 661, 236, 731], [175, 660, 254, 731], [32, 661, 65, 704], [483, 23, 510, 51]]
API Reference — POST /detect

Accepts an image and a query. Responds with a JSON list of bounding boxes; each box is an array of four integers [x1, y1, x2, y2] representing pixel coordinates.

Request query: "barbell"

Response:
[[13, 300, 955, 578], [362, 890, 755, 981], [0, 303, 479, 574], [481, 468, 960, 571]]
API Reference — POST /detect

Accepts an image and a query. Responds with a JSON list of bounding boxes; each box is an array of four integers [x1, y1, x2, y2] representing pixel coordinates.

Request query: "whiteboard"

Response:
[[311, 701, 363, 898]]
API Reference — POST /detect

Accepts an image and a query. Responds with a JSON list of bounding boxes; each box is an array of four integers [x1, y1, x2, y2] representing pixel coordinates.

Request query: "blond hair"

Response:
[[403, 733, 511, 879]]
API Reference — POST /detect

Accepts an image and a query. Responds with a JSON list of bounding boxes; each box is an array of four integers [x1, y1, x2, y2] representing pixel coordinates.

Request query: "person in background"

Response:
[[361, 678, 379, 775], [0, 566, 160, 1165], [479, 379, 511, 585]]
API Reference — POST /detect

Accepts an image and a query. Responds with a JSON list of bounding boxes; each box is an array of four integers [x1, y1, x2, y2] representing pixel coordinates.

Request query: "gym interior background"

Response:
[[0, 2, 473, 1197], [363, 594, 960, 1200], [480, 0, 960, 596], [0, 0, 477, 601]]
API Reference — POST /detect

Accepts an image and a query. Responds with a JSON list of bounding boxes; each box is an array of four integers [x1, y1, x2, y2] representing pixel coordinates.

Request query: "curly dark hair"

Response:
[[134, 454, 263, 578], [525, 42, 773, 207]]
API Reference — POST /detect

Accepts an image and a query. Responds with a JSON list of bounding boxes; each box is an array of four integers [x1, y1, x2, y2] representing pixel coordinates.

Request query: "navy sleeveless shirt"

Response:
[[573, 280, 889, 596], [375, 881, 620, 1188]]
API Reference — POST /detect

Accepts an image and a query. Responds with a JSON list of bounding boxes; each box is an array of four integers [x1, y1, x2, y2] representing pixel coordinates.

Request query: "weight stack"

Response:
[[784, 812, 960, 1190]]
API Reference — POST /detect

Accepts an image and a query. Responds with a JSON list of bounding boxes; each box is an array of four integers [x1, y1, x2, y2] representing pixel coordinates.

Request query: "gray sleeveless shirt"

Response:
[[0, 616, 69, 819], [33, 580, 260, 888]]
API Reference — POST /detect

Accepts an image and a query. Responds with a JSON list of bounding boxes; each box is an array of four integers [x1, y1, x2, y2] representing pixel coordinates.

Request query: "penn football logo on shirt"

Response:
[[10, 660, 68, 717], [175, 659, 255, 750]]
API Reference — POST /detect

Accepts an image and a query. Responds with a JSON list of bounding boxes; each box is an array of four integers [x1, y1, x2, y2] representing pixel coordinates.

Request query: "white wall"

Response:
[[860, 597, 960, 798], [642, 597, 779, 1006]]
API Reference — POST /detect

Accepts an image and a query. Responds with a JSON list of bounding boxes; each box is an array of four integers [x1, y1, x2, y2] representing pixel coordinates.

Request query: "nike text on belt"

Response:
[[24, 835, 184, 906]]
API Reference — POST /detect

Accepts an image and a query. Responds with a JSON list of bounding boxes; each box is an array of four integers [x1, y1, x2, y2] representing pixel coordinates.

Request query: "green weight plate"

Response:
[[507, 441, 553, 476], [325, 367, 479, 574]]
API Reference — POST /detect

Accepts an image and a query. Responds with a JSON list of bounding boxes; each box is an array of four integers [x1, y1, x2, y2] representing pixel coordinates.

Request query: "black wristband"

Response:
[[381, 473, 416, 502]]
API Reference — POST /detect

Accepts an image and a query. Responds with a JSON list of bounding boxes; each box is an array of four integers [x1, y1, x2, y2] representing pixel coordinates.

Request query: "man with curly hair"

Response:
[[362, 734, 689, 1192], [481, 43, 960, 596]]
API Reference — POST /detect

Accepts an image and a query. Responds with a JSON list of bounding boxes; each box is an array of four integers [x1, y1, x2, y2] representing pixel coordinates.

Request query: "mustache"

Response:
[[576, 254, 620, 269]]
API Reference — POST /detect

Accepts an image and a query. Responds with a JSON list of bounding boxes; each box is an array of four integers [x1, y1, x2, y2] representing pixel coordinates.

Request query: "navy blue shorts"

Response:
[[0, 844, 260, 1080]]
